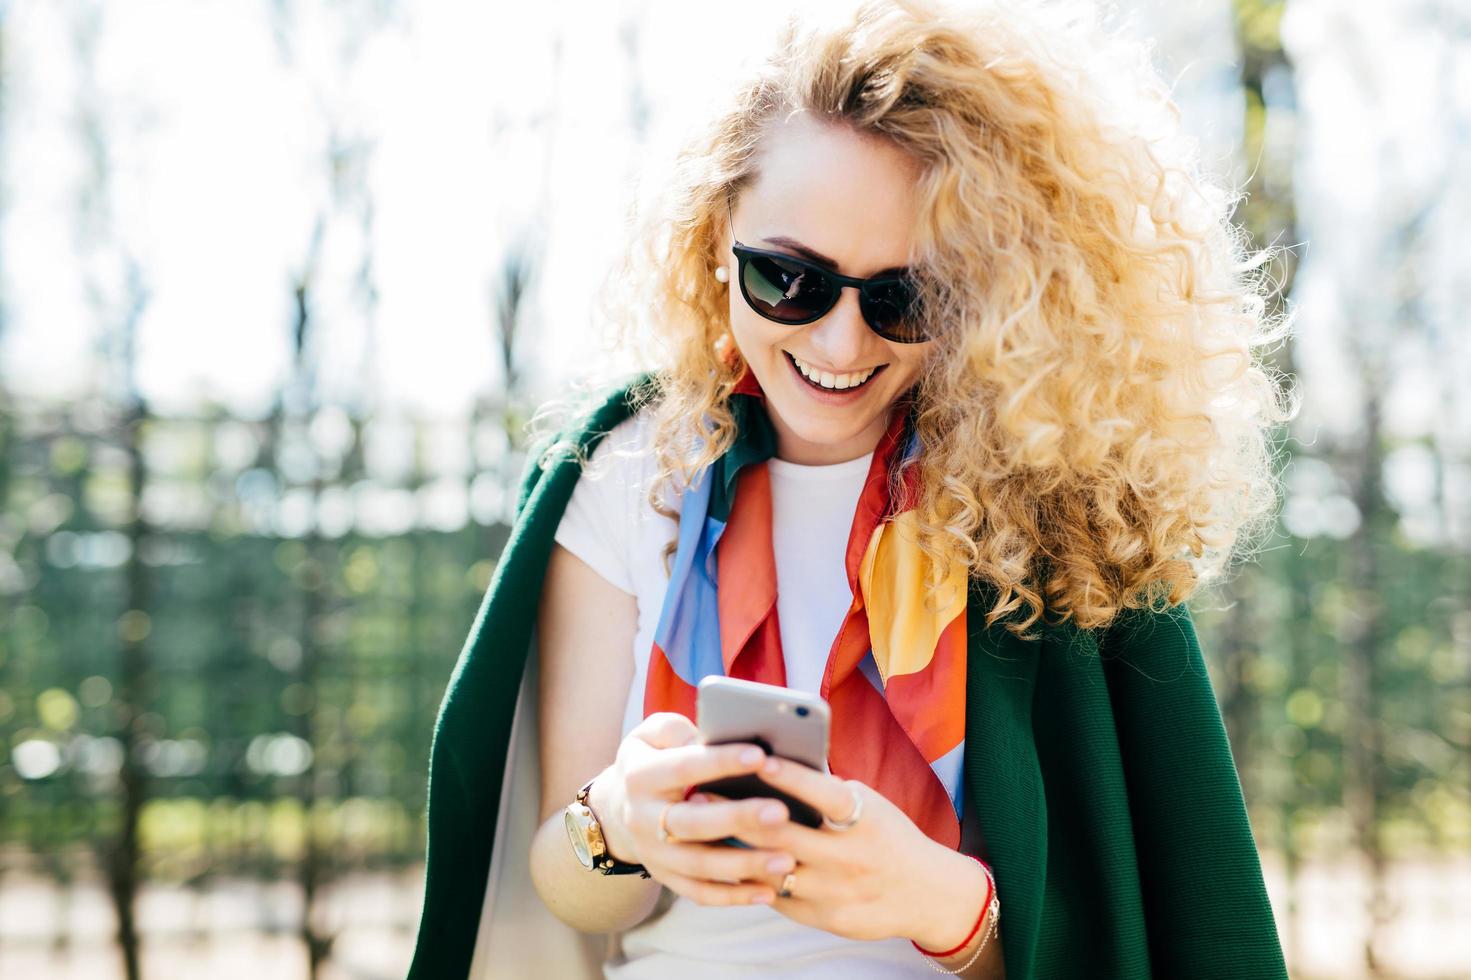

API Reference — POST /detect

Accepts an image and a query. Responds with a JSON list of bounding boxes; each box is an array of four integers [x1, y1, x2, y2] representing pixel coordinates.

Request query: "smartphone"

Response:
[[692, 675, 831, 847]]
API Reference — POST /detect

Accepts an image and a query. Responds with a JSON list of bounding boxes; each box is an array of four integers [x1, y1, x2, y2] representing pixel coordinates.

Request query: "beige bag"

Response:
[[467, 627, 617, 979]]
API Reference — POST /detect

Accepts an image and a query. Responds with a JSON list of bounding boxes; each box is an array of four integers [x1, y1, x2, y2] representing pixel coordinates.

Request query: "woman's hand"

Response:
[[707, 754, 991, 949], [590, 712, 800, 907]]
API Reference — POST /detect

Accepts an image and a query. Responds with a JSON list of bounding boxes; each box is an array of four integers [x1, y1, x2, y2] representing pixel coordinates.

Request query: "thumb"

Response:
[[630, 711, 700, 750]]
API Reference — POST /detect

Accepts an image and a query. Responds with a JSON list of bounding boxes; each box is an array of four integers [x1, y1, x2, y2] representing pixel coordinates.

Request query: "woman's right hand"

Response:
[[588, 711, 796, 907]]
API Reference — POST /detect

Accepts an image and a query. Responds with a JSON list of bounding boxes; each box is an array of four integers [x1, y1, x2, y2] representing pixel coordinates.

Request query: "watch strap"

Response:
[[577, 776, 653, 878]]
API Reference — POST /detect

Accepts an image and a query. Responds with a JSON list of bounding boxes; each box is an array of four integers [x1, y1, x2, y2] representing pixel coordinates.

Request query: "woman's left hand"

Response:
[[700, 754, 982, 947]]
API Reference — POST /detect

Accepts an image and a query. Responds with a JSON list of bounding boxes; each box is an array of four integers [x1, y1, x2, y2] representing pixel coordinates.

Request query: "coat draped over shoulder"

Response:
[[405, 373, 1289, 980]]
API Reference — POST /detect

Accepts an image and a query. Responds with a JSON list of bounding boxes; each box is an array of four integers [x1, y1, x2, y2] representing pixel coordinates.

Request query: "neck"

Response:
[[770, 413, 889, 465]]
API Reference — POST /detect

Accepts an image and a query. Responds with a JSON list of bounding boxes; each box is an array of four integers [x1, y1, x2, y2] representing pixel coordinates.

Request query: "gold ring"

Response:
[[658, 800, 681, 844], [777, 871, 796, 898]]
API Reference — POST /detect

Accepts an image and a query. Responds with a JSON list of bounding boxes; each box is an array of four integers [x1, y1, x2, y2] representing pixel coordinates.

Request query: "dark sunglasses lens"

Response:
[[741, 253, 834, 323], [861, 278, 927, 342]]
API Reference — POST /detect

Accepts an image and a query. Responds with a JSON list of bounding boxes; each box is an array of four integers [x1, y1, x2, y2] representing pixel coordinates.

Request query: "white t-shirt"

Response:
[[551, 405, 979, 978]]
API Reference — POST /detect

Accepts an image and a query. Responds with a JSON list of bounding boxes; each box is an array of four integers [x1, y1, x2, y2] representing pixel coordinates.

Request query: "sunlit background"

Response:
[[1, 0, 1467, 977]]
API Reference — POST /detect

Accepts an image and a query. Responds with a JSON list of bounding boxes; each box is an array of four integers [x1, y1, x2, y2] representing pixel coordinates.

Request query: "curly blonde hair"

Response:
[[533, 0, 1299, 640]]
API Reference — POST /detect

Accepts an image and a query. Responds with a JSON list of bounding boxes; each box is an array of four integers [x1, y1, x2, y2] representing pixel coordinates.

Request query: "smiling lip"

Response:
[[783, 350, 886, 401]]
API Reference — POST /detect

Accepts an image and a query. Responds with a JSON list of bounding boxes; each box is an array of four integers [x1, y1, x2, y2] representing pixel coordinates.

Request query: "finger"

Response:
[[657, 834, 796, 886], [629, 711, 700, 750], [624, 740, 769, 798], [660, 795, 792, 846], [656, 866, 778, 907], [768, 882, 828, 924], [695, 792, 835, 865], [727, 809, 836, 863], [756, 756, 858, 823]]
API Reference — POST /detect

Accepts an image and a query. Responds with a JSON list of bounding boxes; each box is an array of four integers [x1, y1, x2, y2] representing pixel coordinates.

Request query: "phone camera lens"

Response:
[[795, 705, 809, 717]]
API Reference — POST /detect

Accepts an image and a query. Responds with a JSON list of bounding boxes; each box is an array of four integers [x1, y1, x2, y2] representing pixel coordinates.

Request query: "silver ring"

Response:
[[822, 782, 863, 831]]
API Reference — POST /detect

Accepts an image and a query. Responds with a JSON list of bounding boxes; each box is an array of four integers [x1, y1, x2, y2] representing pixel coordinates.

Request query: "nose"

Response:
[[804, 286, 873, 368]]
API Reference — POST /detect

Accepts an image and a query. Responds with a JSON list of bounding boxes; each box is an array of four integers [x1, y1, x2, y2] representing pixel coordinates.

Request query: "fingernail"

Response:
[[766, 855, 793, 873], [740, 747, 763, 765], [760, 804, 785, 824], [750, 892, 773, 904]]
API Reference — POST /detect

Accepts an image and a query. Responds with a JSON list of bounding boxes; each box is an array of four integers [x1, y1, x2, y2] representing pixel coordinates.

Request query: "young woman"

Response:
[[407, 1, 1296, 978]]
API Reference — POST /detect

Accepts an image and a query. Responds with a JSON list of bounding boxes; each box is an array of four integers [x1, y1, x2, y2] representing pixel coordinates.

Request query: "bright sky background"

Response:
[[1, 0, 1466, 543]]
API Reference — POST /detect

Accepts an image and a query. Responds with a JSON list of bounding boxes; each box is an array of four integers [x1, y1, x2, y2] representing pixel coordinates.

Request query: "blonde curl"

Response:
[[531, 0, 1300, 641]]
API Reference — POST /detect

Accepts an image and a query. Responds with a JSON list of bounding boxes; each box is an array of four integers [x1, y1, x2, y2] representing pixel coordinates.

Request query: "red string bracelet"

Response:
[[911, 855, 995, 958]]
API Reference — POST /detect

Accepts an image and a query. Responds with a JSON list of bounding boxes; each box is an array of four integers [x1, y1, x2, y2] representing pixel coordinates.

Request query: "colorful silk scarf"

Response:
[[643, 364, 971, 849]]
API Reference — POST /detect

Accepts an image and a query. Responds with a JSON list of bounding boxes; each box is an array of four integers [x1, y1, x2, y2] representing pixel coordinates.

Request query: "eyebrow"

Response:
[[760, 236, 910, 278]]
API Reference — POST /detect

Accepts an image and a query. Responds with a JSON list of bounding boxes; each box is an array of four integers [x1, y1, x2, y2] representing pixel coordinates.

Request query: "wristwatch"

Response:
[[564, 775, 653, 878]]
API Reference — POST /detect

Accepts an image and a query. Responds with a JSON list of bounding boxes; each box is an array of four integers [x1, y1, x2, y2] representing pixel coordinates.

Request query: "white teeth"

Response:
[[791, 353, 877, 390]]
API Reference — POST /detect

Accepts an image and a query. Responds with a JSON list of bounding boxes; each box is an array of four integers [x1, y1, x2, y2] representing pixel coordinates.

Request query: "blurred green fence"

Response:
[[0, 400, 526, 976]]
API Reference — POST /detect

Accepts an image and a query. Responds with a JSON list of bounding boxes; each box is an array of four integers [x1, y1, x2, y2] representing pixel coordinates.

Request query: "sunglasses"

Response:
[[725, 195, 930, 344]]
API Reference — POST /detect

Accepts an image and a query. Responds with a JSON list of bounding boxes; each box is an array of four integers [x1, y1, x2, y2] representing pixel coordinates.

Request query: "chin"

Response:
[[771, 392, 877, 439], [785, 417, 859, 444]]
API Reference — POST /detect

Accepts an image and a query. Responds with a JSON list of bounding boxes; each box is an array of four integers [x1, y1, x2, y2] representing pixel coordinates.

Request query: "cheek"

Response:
[[727, 310, 786, 359], [884, 346, 934, 387], [873, 360, 916, 393]]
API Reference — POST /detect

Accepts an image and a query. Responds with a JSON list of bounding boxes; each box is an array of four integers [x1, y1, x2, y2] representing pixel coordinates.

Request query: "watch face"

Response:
[[564, 804, 595, 869]]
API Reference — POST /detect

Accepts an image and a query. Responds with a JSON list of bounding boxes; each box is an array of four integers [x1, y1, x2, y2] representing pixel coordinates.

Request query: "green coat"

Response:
[[406, 372, 1290, 979]]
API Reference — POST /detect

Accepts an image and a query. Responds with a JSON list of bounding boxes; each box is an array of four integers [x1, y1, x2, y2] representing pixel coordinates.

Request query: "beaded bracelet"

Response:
[[911, 856, 1000, 975]]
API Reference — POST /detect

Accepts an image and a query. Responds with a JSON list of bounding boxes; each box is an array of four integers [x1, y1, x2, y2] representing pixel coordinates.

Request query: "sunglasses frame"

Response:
[[724, 194, 930, 344]]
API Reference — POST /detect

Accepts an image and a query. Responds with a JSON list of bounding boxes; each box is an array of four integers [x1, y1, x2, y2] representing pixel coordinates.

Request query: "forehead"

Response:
[[743, 114, 922, 278]]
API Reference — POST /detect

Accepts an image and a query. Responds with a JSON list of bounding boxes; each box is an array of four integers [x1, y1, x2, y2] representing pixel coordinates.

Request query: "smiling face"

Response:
[[719, 114, 936, 465]]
